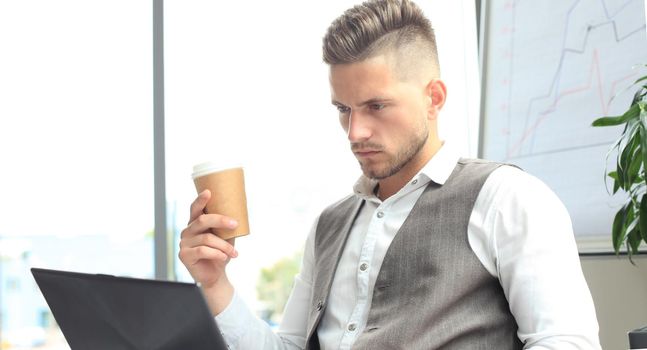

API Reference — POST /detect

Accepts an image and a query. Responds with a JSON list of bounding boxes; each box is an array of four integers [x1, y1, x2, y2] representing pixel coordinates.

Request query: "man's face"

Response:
[[329, 55, 433, 180]]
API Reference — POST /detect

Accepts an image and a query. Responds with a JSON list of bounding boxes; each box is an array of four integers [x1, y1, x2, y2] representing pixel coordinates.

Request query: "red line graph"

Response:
[[506, 49, 638, 159]]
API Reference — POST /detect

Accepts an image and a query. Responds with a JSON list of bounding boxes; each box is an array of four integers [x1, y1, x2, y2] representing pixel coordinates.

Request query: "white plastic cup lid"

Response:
[[191, 161, 243, 179]]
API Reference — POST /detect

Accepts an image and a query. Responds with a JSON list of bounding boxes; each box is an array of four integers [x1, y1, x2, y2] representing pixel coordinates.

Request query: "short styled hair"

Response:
[[322, 0, 439, 76]]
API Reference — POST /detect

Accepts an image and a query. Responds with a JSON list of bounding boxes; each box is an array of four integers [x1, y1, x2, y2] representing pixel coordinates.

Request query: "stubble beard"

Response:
[[359, 126, 429, 180]]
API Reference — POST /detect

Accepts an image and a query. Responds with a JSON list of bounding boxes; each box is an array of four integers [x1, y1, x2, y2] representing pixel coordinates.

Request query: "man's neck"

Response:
[[377, 139, 443, 201]]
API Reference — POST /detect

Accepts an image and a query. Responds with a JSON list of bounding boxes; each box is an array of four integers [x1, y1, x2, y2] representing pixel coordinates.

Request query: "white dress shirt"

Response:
[[215, 142, 601, 349]]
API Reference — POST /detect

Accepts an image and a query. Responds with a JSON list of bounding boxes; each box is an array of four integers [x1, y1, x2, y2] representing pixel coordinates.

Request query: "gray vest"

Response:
[[305, 159, 522, 349]]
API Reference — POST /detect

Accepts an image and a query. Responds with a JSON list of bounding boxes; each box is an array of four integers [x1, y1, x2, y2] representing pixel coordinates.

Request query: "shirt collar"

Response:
[[352, 141, 461, 199], [420, 141, 461, 186]]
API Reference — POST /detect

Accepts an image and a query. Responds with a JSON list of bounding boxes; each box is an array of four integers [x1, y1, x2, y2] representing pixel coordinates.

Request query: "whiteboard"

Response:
[[480, 0, 647, 251]]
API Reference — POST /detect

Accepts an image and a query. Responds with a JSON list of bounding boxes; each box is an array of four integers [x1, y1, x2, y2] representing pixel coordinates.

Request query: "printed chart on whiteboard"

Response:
[[481, 0, 647, 245]]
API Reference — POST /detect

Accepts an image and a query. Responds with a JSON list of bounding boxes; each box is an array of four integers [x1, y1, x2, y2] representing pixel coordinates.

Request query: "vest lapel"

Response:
[[306, 196, 364, 347]]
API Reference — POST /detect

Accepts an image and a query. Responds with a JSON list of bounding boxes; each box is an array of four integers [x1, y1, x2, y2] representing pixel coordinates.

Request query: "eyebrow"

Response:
[[331, 97, 393, 107]]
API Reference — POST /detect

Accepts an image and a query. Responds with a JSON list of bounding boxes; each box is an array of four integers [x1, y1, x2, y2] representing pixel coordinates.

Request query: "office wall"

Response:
[[580, 255, 647, 350]]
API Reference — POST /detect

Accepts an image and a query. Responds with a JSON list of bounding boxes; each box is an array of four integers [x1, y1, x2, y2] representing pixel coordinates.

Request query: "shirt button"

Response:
[[359, 262, 369, 271], [376, 211, 384, 218], [412, 179, 418, 185], [348, 323, 357, 332]]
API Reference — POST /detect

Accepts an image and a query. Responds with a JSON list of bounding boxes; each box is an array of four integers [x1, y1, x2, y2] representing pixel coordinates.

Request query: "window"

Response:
[[0, 1, 153, 347]]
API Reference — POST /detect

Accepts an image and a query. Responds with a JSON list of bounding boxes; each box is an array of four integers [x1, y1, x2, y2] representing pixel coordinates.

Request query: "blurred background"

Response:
[[1, 1, 646, 349], [0, 1, 478, 348]]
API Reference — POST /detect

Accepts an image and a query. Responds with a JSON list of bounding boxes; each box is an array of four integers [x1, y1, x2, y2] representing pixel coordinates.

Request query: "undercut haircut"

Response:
[[322, 0, 440, 77]]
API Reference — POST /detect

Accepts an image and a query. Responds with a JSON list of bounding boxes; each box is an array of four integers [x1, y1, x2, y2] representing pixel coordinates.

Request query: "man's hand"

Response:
[[179, 189, 239, 314]]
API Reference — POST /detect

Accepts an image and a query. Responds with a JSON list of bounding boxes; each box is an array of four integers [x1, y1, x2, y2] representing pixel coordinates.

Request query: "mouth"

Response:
[[353, 150, 381, 158]]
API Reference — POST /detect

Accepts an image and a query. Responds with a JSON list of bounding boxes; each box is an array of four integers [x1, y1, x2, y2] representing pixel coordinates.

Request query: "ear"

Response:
[[425, 79, 447, 120]]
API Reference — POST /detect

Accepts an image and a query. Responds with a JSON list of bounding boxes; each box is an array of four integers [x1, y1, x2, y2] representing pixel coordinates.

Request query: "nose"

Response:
[[346, 111, 372, 142]]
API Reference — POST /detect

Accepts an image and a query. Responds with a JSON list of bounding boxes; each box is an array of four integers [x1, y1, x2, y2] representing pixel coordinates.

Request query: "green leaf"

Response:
[[616, 157, 626, 191], [628, 182, 646, 199], [624, 208, 637, 259], [612, 204, 629, 254], [592, 103, 640, 127], [616, 120, 642, 191], [627, 226, 641, 256], [627, 151, 643, 185], [625, 209, 638, 236], [641, 118, 647, 181], [626, 133, 642, 185], [636, 75, 647, 84], [616, 119, 641, 191], [632, 88, 647, 106], [604, 136, 624, 194], [608, 171, 621, 194], [640, 194, 647, 244], [627, 206, 641, 263], [620, 132, 640, 187]]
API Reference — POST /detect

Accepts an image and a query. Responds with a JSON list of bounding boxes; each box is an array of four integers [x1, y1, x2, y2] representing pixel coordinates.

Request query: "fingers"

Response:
[[180, 233, 238, 259], [179, 245, 231, 266], [180, 192, 240, 277], [189, 190, 211, 224], [181, 213, 238, 239], [178, 233, 238, 271]]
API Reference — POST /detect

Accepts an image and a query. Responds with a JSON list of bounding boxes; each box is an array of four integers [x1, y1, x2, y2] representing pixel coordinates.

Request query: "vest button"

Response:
[[376, 211, 384, 218], [412, 179, 418, 185], [347, 323, 357, 332], [359, 263, 368, 271], [316, 300, 323, 311]]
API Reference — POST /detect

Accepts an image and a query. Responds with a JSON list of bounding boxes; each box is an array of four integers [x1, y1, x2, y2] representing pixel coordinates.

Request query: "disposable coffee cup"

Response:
[[192, 162, 250, 240]]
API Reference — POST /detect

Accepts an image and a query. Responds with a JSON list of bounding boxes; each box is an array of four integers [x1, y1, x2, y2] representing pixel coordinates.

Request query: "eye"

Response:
[[370, 103, 385, 111], [336, 105, 351, 114]]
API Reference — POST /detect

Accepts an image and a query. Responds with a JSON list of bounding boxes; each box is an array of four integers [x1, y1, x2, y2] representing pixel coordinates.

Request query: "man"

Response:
[[179, 0, 601, 348]]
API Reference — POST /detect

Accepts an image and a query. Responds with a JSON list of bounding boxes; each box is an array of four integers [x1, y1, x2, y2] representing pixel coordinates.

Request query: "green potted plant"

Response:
[[591, 69, 647, 259], [592, 68, 647, 349]]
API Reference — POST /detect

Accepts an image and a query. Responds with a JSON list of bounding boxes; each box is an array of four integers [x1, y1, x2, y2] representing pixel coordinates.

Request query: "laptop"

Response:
[[31, 268, 228, 350]]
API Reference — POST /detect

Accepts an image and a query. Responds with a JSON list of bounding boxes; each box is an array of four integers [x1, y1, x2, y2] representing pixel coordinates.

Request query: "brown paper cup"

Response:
[[192, 164, 250, 240]]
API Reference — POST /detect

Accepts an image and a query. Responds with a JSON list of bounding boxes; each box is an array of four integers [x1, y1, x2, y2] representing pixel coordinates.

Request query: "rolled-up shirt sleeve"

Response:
[[214, 218, 317, 349]]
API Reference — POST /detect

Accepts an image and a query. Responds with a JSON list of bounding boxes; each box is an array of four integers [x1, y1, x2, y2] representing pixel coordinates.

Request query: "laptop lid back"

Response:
[[31, 268, 227, 350]]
